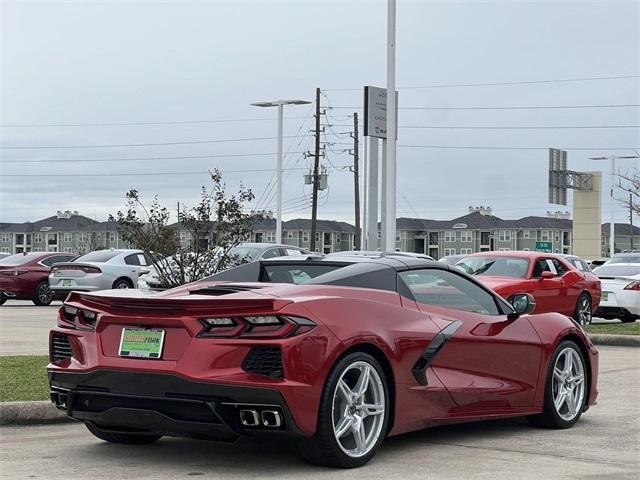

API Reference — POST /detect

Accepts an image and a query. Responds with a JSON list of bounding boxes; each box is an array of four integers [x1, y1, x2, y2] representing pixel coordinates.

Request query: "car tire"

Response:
[[572, 293, 592, 326], [620, 314, 637, 323], [32, 281, 53, 306], [298, 352, 390, 468], [0, 295, 6, 306], [527, 340, 587, 429], [85, 422, 162, 444], [112, 278, 133, 289]]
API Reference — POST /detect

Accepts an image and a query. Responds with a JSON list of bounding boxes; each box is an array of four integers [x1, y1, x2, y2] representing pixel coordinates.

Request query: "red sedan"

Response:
[[456, 251, 601, 325], [48, 254, 598, 468], [0, 252, 78, 306]]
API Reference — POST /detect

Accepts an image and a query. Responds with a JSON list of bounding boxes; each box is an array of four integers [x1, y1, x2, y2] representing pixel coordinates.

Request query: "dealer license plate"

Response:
[[119, 328, 165, 359], [62, 279, 74, 287], [601, 292, 609, 302]]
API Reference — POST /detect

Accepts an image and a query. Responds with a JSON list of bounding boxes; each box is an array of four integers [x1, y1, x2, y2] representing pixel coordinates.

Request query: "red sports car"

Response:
[[48, 254, 598, 468], [456, 252, 601, 326], [0, 252, 78, 306]]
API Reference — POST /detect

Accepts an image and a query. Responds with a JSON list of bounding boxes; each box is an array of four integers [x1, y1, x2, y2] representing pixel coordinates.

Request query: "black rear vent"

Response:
[[191, 285, 263, 296], [242, 346, 283, 378], [51, 333, 72, 363]]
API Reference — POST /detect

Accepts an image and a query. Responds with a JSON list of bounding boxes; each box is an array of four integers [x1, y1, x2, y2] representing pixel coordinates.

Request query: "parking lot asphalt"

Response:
[[1, 339, 639, 478]]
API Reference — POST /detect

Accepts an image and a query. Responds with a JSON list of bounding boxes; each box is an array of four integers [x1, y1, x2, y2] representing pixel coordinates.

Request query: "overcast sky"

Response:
[[1, 0, 639, 225]]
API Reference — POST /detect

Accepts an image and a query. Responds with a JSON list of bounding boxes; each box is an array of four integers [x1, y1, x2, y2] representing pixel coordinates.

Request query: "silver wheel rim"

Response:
[[552, 347, 585, 421], [116, 282, 129, 289], [577, 296, 591, 325], [38, 283, 52, 303], [331, 361, 385, 458]]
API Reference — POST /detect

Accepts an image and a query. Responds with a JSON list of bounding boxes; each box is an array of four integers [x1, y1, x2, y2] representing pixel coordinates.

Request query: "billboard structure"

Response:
[[547, 148, 601, 259]]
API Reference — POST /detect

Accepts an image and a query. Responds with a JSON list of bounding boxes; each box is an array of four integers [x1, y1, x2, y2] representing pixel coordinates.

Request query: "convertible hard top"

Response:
[[207, 253, 451, 293]]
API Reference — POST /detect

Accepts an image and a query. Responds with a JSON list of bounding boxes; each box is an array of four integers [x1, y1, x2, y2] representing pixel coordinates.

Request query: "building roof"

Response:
[[601, 223, 640, 236], [396, 211, 574, 232]]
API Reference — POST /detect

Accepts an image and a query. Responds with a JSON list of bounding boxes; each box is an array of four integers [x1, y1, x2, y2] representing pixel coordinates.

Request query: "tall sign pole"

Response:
[[276, 103, 284, 244], [384, 0, 397, 252], [362, 133, 368, 249], [352, 113, 361, 250]]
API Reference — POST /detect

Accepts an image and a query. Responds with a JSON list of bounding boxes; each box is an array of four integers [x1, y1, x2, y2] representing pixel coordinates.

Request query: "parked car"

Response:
[[48, 253, 598, 468], [439, 254, 467, 265], [562, 254, 593, 272], [228, 243, 310, 262], [604, 252, 640, 265], [0, 252, 78, 305], [593, 263, 640, 322], [587, 258, 608, 269], [49, 249, 151, 294], [328, 251, 435, 260], [456, 251, 601, 325]]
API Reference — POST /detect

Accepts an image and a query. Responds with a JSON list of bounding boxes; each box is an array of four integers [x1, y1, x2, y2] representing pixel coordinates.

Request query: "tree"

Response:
[[109, 170, 255, 288], [616, 165, 640, 216]]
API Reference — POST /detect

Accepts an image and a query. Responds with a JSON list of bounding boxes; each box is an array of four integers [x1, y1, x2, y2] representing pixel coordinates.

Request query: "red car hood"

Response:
[[475, 275, 524, 293]]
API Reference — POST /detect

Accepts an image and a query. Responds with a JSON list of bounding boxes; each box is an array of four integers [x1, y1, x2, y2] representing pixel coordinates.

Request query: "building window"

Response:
[[180, 231, 188, 242], [265, 231, 276, 243], [377, 230, 381, 239], [63, 247, 73, 253], [63, 233, 73, 243], [109, 232, 116, 243], [0, 233, 10, 243], [395, 233, 401, 242], [541, 230, 549, 241], [444, 231, 456, 242], [523, 230, 530, 239], [554, 232, 560, 242], [444, 248, 456, 255], [47, 233, 57, 245], [461, 248, 473, 254], [34, 233, 43, 243], [498, 230, 511, 242], [523, 247, 530, 251], [499, 248, 511, 251], [15, 234, 25, 245], [0, 247, 9, 253], [286, 231, 294, 239], [78, 233, 87, 242], [336, 234, 341, 243], [460, 231, 473, 243], [302, 231, 309, 242]]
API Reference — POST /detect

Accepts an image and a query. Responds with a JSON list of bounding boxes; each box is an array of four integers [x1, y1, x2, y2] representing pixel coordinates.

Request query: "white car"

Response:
[[593, 263, 640, 323], [50, 249, 152, 293]]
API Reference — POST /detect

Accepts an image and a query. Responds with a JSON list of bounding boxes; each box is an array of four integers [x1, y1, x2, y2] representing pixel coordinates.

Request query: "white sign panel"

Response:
[[364, 86, 398, 139]]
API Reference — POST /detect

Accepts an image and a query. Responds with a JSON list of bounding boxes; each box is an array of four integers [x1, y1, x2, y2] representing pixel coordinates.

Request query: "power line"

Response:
[[0, 135, 310, 149], [0, 151, 304, 164], [331, 124, 640, 130], [0, 116, 309, 128], [0, 166, 348, 178], [324, 74, 640, 91], [330, 103, 640, 110], [333, 142, 640, 151]]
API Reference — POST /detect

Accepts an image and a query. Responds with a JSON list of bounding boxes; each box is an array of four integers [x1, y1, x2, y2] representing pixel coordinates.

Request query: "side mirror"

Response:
[[509, 293, 536, 317], [540, 271, 555, 280]]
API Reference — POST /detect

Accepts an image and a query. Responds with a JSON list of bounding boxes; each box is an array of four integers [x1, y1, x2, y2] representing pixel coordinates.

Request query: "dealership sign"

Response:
[[363, 86, 398, 139], [535, 241, 553, 253]]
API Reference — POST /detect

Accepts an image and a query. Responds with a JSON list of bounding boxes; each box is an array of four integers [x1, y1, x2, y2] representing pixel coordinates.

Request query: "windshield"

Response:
[[456, 256, 530, 278], [0, 253, 40, 266], [76, 251, 120, 263], [594, 265, 640, 277], [228, 246, 262, 261], [607, 255, 640, 264]]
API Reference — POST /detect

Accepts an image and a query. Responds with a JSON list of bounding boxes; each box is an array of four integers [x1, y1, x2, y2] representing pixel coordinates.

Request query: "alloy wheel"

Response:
[[577, 296, 592, 326], [38, 283, 53, 304], [331, 361, 385, 458], [552, 347, 585, 421]]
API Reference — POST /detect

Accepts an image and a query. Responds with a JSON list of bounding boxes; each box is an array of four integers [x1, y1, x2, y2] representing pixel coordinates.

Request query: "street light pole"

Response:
[[590, 154, 639, 257], [251, 99, 311, 244], [384, 0, 397, 253]]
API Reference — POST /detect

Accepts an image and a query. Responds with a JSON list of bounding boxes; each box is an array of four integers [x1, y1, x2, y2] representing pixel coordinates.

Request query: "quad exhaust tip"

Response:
[[238, 408, 282, 428]]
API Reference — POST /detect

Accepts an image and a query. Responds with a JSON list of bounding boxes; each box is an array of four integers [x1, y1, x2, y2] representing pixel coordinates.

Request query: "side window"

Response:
[[137, 253, 148, 266], [261, 248, 283, 259], [580, 260, 591, 272], [41, 255, 66, 267], [552, 259, 568, 275], [533, 258, 556, 277], [399, 269, 500, 315], [124, 254, 141, 266]]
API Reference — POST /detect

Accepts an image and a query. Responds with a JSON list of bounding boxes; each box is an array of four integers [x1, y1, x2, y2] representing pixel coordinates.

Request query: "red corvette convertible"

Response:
[[456, 252, 601, 326], [48, 254, 598, 468], [0, 252, 78, 306]]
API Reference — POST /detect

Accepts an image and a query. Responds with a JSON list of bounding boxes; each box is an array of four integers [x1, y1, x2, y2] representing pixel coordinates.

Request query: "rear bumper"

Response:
[[48, 369, 307, 441]]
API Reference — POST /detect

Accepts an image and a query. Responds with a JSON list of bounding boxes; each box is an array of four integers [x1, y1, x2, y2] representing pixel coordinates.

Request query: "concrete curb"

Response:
[[0, 401, 71, 426], [588, 333, 640, 347]]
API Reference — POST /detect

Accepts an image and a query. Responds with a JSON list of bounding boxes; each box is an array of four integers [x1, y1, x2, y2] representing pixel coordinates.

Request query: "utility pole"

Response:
[[630, 193, 634, 250], [310, 87, 321, 252], [350, 112, 361, 250]]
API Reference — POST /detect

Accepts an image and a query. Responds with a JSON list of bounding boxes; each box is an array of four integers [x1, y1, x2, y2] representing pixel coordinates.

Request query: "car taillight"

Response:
[[53, 265, 101, 274], [624, 281, 640, 291], [198, 315, 316, 338], [58, 305, 99, 330], [11, 270, 28, 276]]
